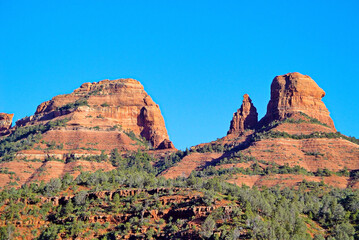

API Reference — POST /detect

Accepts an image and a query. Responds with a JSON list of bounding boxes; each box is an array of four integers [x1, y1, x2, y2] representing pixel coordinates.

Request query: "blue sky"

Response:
[[1, 0, 358, 150]]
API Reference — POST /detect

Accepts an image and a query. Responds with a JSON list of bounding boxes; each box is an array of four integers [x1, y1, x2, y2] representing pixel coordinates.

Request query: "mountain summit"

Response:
[[260, 72, 335, 129], [227, 72, 336, 136], [163, 73, 358, 189], [16, 79, 173, 149]]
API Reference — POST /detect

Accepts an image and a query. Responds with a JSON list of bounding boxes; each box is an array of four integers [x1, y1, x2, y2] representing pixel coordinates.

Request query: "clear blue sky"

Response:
[[1, 0, 358, 150]]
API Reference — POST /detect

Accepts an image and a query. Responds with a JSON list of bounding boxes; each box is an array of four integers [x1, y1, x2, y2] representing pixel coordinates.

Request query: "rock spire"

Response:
[[228, 94, 258, 135]]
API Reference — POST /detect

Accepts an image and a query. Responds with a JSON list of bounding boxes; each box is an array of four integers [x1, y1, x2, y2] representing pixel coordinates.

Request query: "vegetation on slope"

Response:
[[0, 119, 69, 162], [253, 113, 359, 145], [0, 111, 358, 239], [57, 99, 89, 111], [0, 172, 357, 239], [0, 151, 358, 239]]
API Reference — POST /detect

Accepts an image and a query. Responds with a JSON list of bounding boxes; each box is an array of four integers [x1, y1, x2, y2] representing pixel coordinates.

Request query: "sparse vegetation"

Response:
[[124, 130, 153, 149], [109, 124, 122, 131], [57, 99, 89, 111], [304, 151, 325, 157], [251, 130, 359, 145], [0, 118, 69, 162]]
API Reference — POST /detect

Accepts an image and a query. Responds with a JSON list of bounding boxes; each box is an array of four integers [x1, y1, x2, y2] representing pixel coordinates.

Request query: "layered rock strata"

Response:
[[260, 72, 335, 129], [14, 79, 173, 149]]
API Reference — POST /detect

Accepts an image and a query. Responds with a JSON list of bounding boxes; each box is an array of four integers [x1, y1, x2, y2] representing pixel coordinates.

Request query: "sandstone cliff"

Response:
[[162, 72, 359, 188], [14, 79, 174, 149], [2, 73, 358, 191], [227, 94, 258, 135], [260, 72, 335, 128]]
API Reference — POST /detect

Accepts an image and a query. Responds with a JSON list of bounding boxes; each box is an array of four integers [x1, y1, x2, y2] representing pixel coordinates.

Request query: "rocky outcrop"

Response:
[[260, 72, 335, 129], [157, 139, 175, 150], [227, 94, 258, 135], [14, 79, 173, 149], [0, 113, 14, 131]]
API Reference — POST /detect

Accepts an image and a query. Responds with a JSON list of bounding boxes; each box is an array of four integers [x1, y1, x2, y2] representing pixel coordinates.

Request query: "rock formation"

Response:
[[157, 139, 176, 150], [227, 94, 258, 135], [0, 113, 14, 131], [260, 72, 335, 129], [14, 79, 174, 149]]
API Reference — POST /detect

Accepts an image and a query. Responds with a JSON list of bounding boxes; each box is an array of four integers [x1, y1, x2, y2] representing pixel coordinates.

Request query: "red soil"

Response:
[[227, 174, 352, 189], [0, 160, 115, 188], [161, 153, 222, 179]]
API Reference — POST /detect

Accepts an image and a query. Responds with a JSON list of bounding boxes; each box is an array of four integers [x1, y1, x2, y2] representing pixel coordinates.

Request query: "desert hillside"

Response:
[[0, 73, 358, 239]]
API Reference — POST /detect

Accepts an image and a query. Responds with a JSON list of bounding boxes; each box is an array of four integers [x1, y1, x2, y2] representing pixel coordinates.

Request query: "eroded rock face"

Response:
[[0, 113, 14, 131], [260, 72, 335, 129], [227, 94, 258, 135], [15, 79, 173, 149]]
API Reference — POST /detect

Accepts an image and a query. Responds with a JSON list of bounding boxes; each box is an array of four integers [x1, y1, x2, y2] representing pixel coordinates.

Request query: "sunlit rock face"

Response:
[[15, 78, 174, 149], [228, 94, 258, 135], [260, 72, 335, 129]]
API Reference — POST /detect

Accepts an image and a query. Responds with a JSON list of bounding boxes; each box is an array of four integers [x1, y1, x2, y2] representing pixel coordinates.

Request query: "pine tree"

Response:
[[63, 200, 74, 216]]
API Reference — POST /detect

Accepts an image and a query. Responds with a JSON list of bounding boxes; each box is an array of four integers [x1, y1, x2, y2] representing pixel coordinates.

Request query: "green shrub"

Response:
[[58, 99, 88, 111]]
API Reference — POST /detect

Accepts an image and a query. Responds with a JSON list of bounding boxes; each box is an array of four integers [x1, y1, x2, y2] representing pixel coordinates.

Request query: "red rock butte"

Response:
[[14, 78, 174, 149], [260, 72, 335, 129], [164, 72, 359, 186]]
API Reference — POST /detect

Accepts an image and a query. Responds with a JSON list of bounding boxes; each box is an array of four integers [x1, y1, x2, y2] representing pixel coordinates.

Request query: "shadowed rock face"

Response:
[[228, 94, 258, 135], [260, 72, 335, 129], [157, 139, 175, 150], [0, 113, 14, 131], [15, 79, 174, 149]]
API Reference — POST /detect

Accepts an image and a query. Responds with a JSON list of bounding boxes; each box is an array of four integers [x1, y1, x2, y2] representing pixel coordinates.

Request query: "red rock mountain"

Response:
[[1, 73, 358, 190], [162, 72, 359, 189], [227, 94, 258, 135], [260, 72, 335, 128], [14, 79, 174, 149]]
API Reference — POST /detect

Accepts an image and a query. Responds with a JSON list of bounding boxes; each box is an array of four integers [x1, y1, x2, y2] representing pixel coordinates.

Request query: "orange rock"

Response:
[[260, 72, 335, 129], [15, 78, 173, 149], [157, 139, 175, 149], [0, 113, 14, 131], [228, 94, 258, 135]]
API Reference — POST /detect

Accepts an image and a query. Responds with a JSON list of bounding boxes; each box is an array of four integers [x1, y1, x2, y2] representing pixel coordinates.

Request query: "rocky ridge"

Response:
[[162, 72, 359, 189], [0, 72, 358, 240], [1, 73, 358, 190], [4, 79, 174, 150]]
